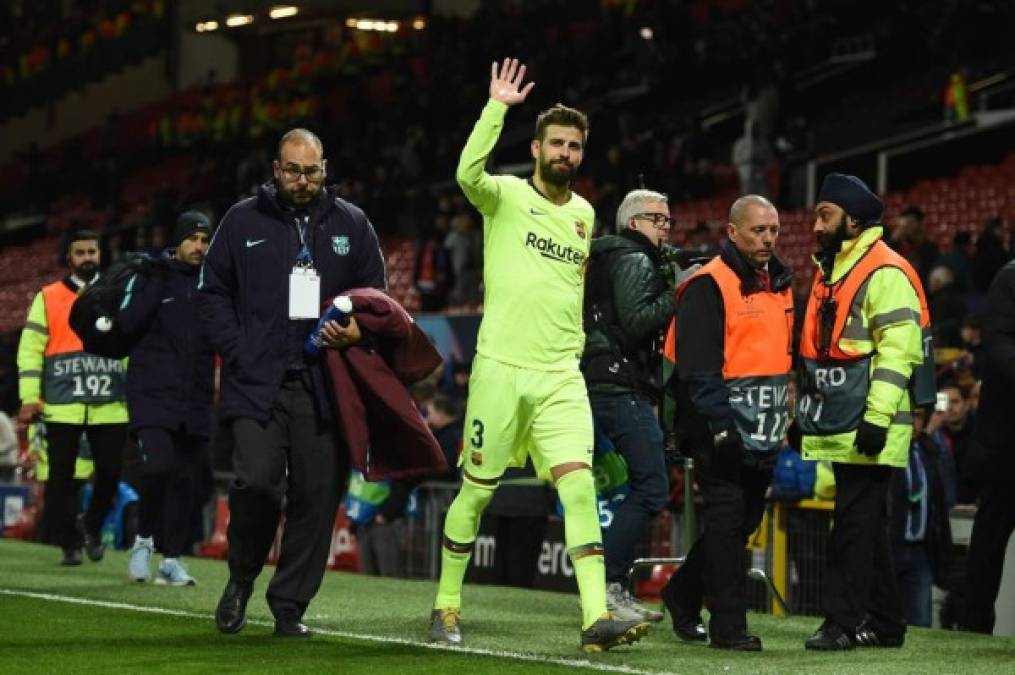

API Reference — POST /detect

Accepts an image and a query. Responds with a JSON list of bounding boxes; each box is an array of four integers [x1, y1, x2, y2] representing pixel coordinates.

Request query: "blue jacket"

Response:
[[199, 182, 387, 421], [119, 256, 216, 437]]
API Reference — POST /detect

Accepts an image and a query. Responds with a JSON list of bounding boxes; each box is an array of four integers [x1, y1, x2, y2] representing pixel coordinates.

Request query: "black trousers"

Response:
[[963, 481, 1015, 634], [135, 427, 209, 558], [822, 463, 905, 634], [663, 449, 771, 638], [44, 422, 127, 550], [228, 371, 348, 619]]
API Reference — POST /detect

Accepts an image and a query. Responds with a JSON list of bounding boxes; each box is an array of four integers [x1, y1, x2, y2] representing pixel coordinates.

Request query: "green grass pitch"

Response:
[[1, 538, 1013, 674]]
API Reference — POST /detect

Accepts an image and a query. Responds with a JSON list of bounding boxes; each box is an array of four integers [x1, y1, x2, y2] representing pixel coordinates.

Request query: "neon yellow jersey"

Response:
[[456, 99, 594, 371]]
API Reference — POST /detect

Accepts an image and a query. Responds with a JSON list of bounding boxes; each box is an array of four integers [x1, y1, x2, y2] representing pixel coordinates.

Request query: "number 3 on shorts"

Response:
[[470, 419, 484, 449]]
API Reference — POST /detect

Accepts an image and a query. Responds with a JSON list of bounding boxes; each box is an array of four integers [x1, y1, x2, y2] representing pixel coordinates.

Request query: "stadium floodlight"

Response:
[[640, 27, 654, 40], [412, 17, 426, 30], [345, 17, 402, 32], [269, 6, 299, 20], [195, 20, 219, 32], [225, 14, 254, 27]]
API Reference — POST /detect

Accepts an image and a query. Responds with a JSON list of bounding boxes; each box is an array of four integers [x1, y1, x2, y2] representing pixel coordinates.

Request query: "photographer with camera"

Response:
[[582, 188, 683, 623]]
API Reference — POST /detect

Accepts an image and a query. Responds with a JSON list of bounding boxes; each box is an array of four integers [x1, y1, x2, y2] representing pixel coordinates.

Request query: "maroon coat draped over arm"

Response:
[[324, 287, 448, 481]]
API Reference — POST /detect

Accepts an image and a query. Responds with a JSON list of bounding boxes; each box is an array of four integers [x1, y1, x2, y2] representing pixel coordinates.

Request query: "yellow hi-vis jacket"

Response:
[[17, 277, 128, 425], [797, 227, 926, 468]]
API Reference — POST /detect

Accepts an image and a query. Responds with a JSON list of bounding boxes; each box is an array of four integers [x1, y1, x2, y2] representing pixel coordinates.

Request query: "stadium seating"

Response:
[[1, 148, 1010, 330]]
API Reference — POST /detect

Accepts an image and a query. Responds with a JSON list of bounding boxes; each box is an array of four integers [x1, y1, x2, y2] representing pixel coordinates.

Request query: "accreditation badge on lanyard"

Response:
[[288, 215, 321, 319]]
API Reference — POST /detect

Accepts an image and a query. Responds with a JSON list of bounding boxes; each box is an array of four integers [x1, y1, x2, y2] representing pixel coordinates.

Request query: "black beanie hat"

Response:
[[817, 173, 883, 224], [172, 211, 212, 247]]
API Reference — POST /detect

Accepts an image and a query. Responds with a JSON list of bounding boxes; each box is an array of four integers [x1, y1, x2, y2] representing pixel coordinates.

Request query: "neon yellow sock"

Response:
[[557, 468, 607, 629], [434, 478, 496, 610]]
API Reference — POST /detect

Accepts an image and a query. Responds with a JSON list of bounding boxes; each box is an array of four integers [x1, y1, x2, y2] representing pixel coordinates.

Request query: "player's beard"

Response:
[[277, 180, 321, 208], [537, 157, 575, 188]]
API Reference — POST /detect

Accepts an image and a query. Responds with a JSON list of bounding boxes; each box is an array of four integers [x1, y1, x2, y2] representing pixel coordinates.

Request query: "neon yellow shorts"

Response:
[[461, 354, 594, 482]]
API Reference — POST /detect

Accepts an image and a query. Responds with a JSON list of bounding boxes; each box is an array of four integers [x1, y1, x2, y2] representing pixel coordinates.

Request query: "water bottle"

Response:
[[304, 295, 353, 358]]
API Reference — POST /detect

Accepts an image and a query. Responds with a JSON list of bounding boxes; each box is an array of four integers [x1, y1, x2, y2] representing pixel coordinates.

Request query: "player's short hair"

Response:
[[277, 128, 324, 159], [534, 104, 589, 143], [615, 189, 668, 234], [729, 194, 776, 227]]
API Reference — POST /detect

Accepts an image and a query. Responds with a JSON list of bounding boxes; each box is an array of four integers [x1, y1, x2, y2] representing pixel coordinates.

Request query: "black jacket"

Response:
[[582, 229, 675, 402], [940, 413, 979, 504], [199, 182, 387, 422], [118, 256, 215, 437], [890, 432, 959, 591], [968, 259, 1015, 482], [673, 241, 792, 460]]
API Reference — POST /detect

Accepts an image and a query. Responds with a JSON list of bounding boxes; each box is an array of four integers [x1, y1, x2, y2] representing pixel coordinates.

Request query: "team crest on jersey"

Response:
[[470, 451, 483, 466], [331, 236, 350, 256], [575, 220, 587, 240]]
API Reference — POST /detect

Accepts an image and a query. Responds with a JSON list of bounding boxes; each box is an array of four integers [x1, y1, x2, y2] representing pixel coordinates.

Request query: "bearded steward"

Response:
[[16, 229, 129, 566]]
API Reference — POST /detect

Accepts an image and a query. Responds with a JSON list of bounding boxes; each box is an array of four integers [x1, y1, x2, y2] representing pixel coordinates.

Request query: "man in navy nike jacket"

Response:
[[119, 211, 216, 586], [200, 128, 386, 637]]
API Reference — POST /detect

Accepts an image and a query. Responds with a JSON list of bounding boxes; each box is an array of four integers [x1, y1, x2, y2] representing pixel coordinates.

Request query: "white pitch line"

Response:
[[0, 588, 671, 675]]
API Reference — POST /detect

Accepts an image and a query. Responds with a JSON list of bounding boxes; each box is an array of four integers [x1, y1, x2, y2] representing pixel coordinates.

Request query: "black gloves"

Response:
[[855, 419, 889, 457], [709, 417, 744, 464]]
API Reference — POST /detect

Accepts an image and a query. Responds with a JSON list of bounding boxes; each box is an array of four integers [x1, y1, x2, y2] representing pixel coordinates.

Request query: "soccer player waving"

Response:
[[428, 58, 650, 652]]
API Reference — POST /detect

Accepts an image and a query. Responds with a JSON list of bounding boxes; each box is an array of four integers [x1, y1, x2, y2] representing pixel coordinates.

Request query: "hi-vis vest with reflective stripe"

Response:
[[797, 239, 933, 436], [666, 256, 794, 452], [41, 281, 127, 407]]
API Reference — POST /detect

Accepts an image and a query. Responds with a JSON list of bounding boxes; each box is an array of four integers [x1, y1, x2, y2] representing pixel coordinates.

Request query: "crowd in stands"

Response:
[[0, 0, 1013, 319], [0, 0, 169, 119]]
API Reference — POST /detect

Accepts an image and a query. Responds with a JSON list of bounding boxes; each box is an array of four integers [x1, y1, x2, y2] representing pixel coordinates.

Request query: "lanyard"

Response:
[[295, 215, 313, 267]]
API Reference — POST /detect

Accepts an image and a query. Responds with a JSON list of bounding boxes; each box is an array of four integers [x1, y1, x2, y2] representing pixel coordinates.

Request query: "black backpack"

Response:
[[69, 253, 168, 358]]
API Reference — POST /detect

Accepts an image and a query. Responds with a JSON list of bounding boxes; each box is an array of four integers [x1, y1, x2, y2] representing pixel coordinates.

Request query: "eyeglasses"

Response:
[[281, 164, 324, 183], [633, 212, 673, 229]]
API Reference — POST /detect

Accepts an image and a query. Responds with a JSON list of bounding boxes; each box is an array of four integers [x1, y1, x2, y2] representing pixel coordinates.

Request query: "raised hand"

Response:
[[489, 57, 535, 106]]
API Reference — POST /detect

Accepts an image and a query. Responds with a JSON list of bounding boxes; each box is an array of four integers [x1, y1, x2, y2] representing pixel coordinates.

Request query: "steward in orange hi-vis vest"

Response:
[[16, 230, 128, 565], [671, 257, 794, 451], [797, 237, 934, 455], [801, 173, 925, 651], [658, 195, 792, 650]]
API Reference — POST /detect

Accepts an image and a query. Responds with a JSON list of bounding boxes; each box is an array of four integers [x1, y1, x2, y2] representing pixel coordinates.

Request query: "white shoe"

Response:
[[155, 558, 197, 586], [128, 536, 154, 582], [606, 582, 664, 622]]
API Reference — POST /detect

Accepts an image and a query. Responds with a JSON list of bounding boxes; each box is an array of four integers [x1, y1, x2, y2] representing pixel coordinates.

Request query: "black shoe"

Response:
[[274, 616, 312, 638], [60, 548, 83, 566], [215, 580, 253, 634], [805, 620, 854, 651], [674, 616, 708, 642], [660, 581, 707, 642], [710, 632, 762, 652], [854, 619, 905, 648], [77, 515, 105, 562]]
